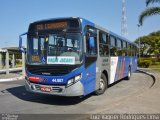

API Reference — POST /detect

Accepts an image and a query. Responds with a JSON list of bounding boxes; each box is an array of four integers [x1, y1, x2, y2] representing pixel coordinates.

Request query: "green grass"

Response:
[[16, 64, 22, 68], [149, 64, 160, 72]]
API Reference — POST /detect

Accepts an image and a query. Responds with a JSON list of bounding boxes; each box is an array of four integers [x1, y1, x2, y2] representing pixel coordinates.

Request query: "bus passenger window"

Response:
[[110, 36, 117, 56], [127, 44, 132, 56], [116, 39, 122, 56], [110, 46, 117, 56], [122, 41, 127, 56], [110, 36, 116, 46], [99, 31, 109, 57]]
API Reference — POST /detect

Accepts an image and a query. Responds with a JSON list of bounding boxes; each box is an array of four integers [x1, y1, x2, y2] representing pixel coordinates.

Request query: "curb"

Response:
[[137, 69, 156, 88], [0, 68, 22, 74], [0, 76, 25, 82]]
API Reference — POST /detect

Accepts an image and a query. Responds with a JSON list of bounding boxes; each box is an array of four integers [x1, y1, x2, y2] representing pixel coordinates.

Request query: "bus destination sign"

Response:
[[36, 22, 67, 31], [47, 56, 75, 65]]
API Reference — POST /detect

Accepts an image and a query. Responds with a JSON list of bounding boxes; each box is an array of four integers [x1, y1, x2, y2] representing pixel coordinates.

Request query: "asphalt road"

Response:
[[0, 71, 154, 119]]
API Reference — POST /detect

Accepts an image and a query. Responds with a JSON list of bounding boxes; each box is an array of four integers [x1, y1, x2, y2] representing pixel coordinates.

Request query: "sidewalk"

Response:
[[0, 67, 22, 74], [0, 68, 24, 82]]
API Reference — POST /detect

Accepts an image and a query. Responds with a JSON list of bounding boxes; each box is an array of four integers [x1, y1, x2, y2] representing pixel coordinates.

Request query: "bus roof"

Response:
[[30, 17, 137, 46], [79, 17, 136, 46], [31, 17, 78, 24]]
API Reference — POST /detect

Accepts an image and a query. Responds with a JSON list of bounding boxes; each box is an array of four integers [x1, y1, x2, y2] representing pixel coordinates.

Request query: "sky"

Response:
[[0, 0, 160, 48]]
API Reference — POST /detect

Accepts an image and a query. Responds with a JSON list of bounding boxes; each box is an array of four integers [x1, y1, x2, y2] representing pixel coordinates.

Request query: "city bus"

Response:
[[19, 17, 137, 97]]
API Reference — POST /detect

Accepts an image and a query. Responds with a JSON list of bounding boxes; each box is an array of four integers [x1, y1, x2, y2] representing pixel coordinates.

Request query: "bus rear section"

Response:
[[109, 35, 137, 84]]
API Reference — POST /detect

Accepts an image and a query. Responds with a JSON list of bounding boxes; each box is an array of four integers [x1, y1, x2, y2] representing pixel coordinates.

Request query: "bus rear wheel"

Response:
[[95, 73, 107, 95], [126, 67, 131, 80]]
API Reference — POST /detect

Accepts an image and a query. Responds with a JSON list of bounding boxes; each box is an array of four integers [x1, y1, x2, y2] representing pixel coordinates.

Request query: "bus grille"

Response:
[[26, 65, 78, 76]]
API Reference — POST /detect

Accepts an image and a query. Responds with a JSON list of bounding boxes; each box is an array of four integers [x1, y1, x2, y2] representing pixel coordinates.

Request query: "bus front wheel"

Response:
[[95, 73, 107, 95]]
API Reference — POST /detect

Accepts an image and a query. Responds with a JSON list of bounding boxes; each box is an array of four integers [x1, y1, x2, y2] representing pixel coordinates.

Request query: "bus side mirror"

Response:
[[19, 36, 25, 53], [86, 33, 90, 41], [88, 37, 95, 48], [86, 36, 96, 56], [19, 32, 27, 53]]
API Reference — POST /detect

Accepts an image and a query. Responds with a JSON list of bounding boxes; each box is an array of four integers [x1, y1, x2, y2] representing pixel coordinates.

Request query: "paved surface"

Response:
[[97, 70, 160, 114], [0, 72, 154, 113], [0, 68, 24, 82], [0, 70, 159, 119]]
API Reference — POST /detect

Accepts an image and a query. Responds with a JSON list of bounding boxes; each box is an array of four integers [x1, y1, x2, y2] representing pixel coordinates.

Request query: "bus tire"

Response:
[[95, 73, 107, 95], [126, 67, 131, 80]]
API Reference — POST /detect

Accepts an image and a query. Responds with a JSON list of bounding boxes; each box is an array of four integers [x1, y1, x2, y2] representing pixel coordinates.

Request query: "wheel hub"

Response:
[[99, 79, 105, 90]]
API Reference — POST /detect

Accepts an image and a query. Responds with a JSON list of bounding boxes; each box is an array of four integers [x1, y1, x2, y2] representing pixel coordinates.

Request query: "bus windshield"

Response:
[[27, 33, 83, 65]]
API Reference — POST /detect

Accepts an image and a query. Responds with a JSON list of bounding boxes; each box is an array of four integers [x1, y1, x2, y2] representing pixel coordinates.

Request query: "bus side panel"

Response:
[[115, 57, 123, 81], [115, 56, 126, 81], [121, 56, 137, 78], [83, 62, 96, 95], [113, 56, 126, 82], [110, 57, 119, 84], [122, 56, 131, 78], [110, 56, 132, 84], [118, 56, 135, 80], [131, 57, 138, 72]]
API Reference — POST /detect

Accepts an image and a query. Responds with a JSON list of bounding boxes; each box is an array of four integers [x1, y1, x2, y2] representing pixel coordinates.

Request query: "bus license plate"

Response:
[[40, 86, 52, 92]]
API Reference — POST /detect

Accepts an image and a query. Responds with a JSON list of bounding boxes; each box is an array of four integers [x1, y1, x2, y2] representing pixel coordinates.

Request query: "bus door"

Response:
[[84, 27, 97, 95]]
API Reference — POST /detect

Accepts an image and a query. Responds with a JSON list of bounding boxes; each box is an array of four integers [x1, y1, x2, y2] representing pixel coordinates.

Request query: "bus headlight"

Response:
[[66, 73, 82, 87]]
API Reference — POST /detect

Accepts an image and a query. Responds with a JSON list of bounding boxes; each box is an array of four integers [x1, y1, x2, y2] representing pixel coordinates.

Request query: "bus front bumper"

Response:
[[25, 80, 84, 97]]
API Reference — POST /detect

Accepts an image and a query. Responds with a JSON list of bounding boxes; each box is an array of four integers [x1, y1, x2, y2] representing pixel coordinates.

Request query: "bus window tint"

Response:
[[122, 41, 127, 56], [99, 32, 107, 44], [116, 39, 122, 56], [110, 36, 117, 56], [127, 43, 132, 56], [132, 45, 136, 56], [99, 31, 109, 57], [110, 36, 116, 46], [117, 39, 122, 48]]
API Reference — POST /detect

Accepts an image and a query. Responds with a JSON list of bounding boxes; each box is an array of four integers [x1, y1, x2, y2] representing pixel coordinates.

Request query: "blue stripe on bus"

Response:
[[83, 62, 96, 95], [113, 56, 137, 82]]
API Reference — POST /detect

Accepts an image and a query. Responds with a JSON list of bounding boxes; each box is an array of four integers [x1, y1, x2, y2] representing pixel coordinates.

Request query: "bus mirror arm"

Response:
[[19, 32, 27, 53]]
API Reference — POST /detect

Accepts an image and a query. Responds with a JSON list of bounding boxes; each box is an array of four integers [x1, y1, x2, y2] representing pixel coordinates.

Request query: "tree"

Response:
[[135, 31, 160, 57], [139, 0, 160, 25]]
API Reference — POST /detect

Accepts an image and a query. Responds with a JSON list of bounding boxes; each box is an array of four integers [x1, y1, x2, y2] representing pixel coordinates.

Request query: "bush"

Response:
[[138, 59, 152, 68], [152, 62, 160, 65], [15, 59, 22, 65]]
